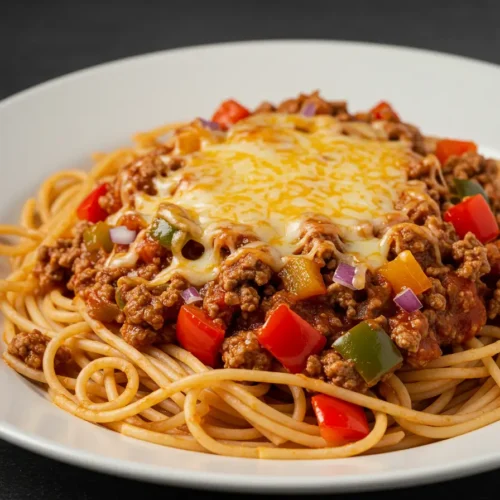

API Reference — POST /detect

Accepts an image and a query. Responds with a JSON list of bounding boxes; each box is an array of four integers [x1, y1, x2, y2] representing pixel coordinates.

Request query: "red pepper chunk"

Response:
[[76, 183, 109, 223], [435, 139, 477, 165], [176, 305, 225, 368], [312, 394, 369, 445], [444, 194, 499, 244], [257, 304, 326, 373], [370, 101, 400, 121], [212, 99, 250, 129]]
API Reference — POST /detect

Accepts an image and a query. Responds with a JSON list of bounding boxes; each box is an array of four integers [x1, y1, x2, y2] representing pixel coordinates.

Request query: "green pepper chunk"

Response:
[[453, 178, 489, 203], [149, 217, 177, 249], [83, 222, 113, 253], [332, 321, 403, 386], [115, 288, 125, 310]]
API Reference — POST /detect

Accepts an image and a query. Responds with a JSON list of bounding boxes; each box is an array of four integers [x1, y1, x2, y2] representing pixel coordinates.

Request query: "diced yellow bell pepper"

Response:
[[279, 256, 327, 300], [175, 130, 201, 154], [378, 250, 432, 295]]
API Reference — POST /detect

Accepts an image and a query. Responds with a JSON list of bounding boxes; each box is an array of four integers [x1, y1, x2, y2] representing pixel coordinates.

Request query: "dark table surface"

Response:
[[2, 0, 500, 498]]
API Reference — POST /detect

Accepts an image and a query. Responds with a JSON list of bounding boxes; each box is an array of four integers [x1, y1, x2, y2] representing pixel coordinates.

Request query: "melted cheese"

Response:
[[114, 113, 418, 284]]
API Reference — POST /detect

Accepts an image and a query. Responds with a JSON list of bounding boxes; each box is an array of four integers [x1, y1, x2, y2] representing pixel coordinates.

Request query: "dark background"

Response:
[[2, 0, 500, 498]]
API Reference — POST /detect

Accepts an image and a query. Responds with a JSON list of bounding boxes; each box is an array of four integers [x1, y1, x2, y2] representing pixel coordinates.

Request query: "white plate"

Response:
[[1, 40, 500, 493]]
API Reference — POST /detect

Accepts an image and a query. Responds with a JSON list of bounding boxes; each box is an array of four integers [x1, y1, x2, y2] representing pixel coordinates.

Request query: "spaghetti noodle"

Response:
[[2, 92, 500, 459]]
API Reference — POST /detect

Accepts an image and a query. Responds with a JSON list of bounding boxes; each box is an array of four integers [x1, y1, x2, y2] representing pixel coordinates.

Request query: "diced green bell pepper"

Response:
[[149, 217, 178, 249], [83, 222, 113, 253], [332, 321, 403, 386], [453, 178, 489, 203], [115, 288, 125, 310]]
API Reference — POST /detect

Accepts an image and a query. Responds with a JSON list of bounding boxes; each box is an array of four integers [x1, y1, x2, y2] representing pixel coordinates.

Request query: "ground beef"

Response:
[[488, 280, 500, 319], [354, 107, 426, 154], [202, 252, 273, 326], [98, 182, 122, 215], [253, 101, 276, 114], [219, 253, 273, 292], [120, 323, 153, 349], [424, 216, 458, 262], [388, 310, 442, 367], [296, 215, 343, 268], [123, 149, 180, 197], [395, 190, 440, 225], [406, 334, 443, 368], [328, 272, 392, 323], [294, 300, 344, 336], [221, 330, 273, 370], [223, 285, 260, 312], [451, 233, 490, 282], [304, 349, 366, 392], [274, 91, 349, 118], [202, 282, 237, 327], [82, 266, 129, 323], [8, 329, 71, 370], [442, 152, 500, 223], [100, 149, 184, 214], [405, 155, 450, 202], [382, 122, 426, 155], [486, 240, 500, 277], [212, 225, 259, 256], [121, 276, 186, 327], [114, 276, 186, 348], [34, 222, 90, 293], [423, 272, 486, 345], [387, 223, 440, 270]]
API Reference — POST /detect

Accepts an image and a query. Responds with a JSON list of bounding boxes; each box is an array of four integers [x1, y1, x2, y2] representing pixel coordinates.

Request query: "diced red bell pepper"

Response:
[[257, 304, 326, 373], [444, 194, 499, 244], [278, 256, 327, 300], [76, 183, 109, 223], [311, 394, 369, 445], [370, 101, 400, 121], [435, 139, 477, 165], [379, 250, 432, 295], [212, 99, 250, 129], [176, 305, 225, 368]]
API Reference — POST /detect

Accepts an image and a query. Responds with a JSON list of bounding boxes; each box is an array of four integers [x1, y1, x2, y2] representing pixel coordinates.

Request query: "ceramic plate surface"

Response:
[[1, 40, 500, 493]]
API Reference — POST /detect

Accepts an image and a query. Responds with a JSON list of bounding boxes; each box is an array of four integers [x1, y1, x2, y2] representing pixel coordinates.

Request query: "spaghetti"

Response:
[[2, 92, 500, 459]]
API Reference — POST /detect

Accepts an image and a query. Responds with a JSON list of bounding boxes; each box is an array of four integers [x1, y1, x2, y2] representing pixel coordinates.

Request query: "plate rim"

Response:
[[1, 417, 499, 493], [2, 38, 500, 492], [2, 37, 500, 109]]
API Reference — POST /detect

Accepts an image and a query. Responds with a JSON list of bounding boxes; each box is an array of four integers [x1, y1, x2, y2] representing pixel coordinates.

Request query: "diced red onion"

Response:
[[181, 287, 202, 304], [333, 262, 359, 290], [393, 288, 422, 313], [301, 102, 316, 117], [109, 226, 137, 245], [199, 118, 221, 131]]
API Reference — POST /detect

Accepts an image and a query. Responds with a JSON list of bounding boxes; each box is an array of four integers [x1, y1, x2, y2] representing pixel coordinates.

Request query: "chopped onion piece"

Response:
[[109, 226, 137, 245], [181, 287, 202, 304], [199, 118, 221, 131], [333, 262, 363, 290], [393, 288, 422, 313], [301, 102, 316, 117]]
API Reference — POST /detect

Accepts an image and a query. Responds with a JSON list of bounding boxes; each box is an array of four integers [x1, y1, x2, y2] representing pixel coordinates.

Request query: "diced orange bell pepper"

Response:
[[378, 250, 432, 295], [278, 256, 327, 300]]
